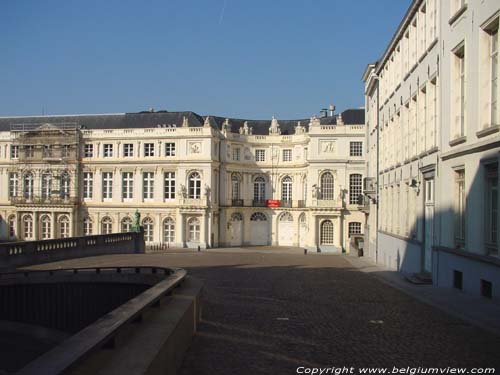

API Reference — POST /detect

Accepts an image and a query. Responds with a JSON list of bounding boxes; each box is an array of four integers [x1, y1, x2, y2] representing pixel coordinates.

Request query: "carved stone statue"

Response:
[[131, 209, 141, 232], [179, 184, 187, 198]]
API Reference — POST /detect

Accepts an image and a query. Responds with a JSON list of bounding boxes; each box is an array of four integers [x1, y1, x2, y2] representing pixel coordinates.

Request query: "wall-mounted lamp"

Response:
[[406, 178, 421, 194]]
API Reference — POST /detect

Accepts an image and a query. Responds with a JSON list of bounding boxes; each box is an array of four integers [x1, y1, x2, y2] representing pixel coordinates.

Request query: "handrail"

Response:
[[16, 266, 187, 375]]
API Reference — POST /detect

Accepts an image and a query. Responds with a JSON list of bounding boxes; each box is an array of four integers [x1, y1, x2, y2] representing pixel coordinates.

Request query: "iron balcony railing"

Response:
[[231, 199, 244, 207], [252, 199, 267, 207]]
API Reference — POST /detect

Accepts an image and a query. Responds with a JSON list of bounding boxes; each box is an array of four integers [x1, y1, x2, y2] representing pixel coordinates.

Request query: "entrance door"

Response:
[[249, 212, 269, 246], [424, 179, 434, 273], [229, 213, 243, 246], [278, 212, 294, 246]]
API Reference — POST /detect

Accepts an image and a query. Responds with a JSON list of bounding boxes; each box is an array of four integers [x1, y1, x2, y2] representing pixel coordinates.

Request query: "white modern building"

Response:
[[0, 107, 366, 252], [363, 0, 500, 300]]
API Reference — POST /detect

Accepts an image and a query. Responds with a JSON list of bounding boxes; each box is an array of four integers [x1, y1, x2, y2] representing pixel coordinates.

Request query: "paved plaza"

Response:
[[28, 247, 500, 373]]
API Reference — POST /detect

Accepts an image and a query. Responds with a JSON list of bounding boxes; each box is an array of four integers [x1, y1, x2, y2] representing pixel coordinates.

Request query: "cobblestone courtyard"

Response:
[[31, 248, 500, 373]]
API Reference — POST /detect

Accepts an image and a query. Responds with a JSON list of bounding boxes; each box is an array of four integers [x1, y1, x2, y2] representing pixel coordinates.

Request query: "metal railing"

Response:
[[252, 199, 267, 207], [231, 199, 244, 207]]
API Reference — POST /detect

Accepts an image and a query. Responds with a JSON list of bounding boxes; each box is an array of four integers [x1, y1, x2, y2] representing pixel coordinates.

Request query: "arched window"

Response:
[[41, 215, 51, 239], [60, 172, 70, 198], [299, 213, 306, 227], [188, 172, 201, 199], [83, 217, 93, 236], [250, 212, 267, 221], [41, 173, 52, 199], [320, 220, 334, 244], [231, 174, 240, 200], [59, 215, 70, 238], [349, 174, 363, 204], [23, 214, 33, 240], [101, 216, 113, 234], [188, 217, 200, 242], [163, 217, 175, 243], [142, 217, 154, 242], [281, 176, 292, 201], [121, 217, 132, 232], [231, 213, 243, 221], [253, 177, 266, 201], [279, 212, 293, 222], [24, 172, 34, 199], [8, 215, 16, 238], [320, 172, 334, 200]]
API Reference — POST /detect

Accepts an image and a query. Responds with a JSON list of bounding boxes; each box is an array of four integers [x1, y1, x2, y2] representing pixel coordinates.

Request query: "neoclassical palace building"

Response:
[[0, 108, 365, 251]]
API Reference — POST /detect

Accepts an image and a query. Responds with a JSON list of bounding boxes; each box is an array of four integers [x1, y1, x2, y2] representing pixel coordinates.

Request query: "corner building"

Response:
[[0, 108, 365, 252]]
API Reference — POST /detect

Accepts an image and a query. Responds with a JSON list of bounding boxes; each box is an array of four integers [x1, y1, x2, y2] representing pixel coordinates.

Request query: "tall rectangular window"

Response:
[[122, 172, 134, 200], [165, 143, 176, 156], [454, 169, 466, 248], [24, 145, 34, 158], [103, 144, 113, 158], [164, 172, 176, 200], [84, 144, 94, 158], [490, 29, 498, 125], [350, 142, 363, 156], [144, 143, 155, 157], [143, 172, 154, 199], [233, 147, 240, 161], [349, 174, 363, 205], [9, 173, 18, 198], [348, 222, 362, 237], [123, 143, 134, 157], [10, 145, 19, 159], [453, 45, 466, 138], [283, 149, 292, 162], [102, 172, 113, 199], [83, 172, 93, 199], [485, 163, 498, 255], [255, 149, 266, 162]]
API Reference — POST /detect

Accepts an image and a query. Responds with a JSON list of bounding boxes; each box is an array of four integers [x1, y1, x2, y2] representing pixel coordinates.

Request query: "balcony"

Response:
[[279, 200, 292, 208], [231, 199, 244, 207], [11, 195, 79, 206], [252, 199, 267, 207]]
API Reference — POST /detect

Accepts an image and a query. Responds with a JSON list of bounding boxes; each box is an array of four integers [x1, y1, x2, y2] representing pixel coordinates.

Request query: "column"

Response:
[[336, 217, 342, 250], [33, 211, 38, 240], [51, 212, 56, 239], [200, 213, 207, 249], [69, 211, 74, 237], [95, 169, 103, 202], [155, 212, 162, 244], [115, 168, 122, 203], [176, 211, 184, 248]]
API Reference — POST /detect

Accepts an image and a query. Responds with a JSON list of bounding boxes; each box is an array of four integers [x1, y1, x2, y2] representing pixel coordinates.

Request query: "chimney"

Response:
[[329, 104, 335, 117], [320, 108, 328, 118]]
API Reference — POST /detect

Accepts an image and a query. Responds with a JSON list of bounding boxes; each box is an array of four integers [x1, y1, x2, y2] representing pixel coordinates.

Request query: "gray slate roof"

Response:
[[0, 109, 364, 136]]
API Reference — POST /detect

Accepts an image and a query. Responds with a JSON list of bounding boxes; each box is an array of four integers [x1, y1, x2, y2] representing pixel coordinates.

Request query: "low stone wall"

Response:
[[0, 231, 145, 269]]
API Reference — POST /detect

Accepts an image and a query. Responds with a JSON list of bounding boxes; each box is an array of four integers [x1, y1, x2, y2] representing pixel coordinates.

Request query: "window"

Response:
[[121, 217, 132, 233], [103, 144, 113, 157], [143, 172, 154, 199], [188, 217, 200, 242], [255, 149, 266, 162], [454, 169, 466, 248], [41, 173, 52, 199], [41, 215, 51, 240], [349, 222, 362, 237], [43, 145, 52, 158], [83, 217, 93, 236], [165, 143, 176, 156], [122, 172, 134, 200], [9, 173, 18, 198], [24, 145, 34, 158], [23, 215, 33, 240], [83, 172, 93, 199], [102, 172, 113, 199], [188, 172, 201, 199], [8, 215, 16, 238], [163, 217, 175, 243], [254, 177, 266, 201], [350, 142, 363, 156], [453, 45, 466, 137], [60, 172, 70, 198], [144, 143, 155, 157], [281, 176, 292, 201], [233, 147, 240, 161], [123, 143, 134, 157], [250, 212, 267, 221], [349, 174, 363, 204], [84, 144, 94, 158], [320, 220, 334, 244], [485, 163, 498, 255], [59, 216, 70, 238], [283, 149, 292, 162], [62, 145, 71, 158], [164, 172, 176, 200], [101, 217, 113, 234], [10, 145, 19, 159], [23, 172, 34, 199], [280, 212, 293, 222], [490, 29, 499, 125], [231, 175, 240, 200], [320, 172, 334, 200]]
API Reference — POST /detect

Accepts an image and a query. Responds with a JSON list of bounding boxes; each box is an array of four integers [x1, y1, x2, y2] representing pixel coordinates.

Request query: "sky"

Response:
[[0, 0, 410, 119]]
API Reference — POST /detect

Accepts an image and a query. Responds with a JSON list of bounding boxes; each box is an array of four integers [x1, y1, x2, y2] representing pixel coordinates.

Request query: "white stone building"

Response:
[[363, 0, 500, 299], [0, 108, 365, 252]]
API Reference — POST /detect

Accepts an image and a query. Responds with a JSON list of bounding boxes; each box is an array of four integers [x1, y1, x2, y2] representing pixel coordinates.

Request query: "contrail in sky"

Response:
[[219, 0, 227, 25]]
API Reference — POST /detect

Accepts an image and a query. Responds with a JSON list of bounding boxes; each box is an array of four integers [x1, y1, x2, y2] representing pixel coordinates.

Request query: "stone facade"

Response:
[[0, 109, 365, 252]]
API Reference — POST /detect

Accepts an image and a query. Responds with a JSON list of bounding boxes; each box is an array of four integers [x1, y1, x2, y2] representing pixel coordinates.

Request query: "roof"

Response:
[[0, 109, 364, 135]]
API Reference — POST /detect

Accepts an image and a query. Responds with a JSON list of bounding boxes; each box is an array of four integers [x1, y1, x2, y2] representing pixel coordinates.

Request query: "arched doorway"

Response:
[[249, 212, 269, 246], [229, 213, 243, 246], [278, 212, 294, 246]]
